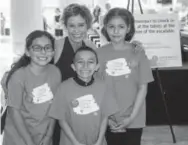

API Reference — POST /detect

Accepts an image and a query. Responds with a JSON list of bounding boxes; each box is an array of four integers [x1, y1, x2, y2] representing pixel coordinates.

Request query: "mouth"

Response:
[[37, 56, 49, 61], [72, 34, 83, 38], [113, 35, 121, 38], [81, 70, 90, 73]]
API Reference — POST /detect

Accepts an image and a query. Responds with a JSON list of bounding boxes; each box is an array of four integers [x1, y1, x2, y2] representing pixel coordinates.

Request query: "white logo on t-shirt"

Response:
[[32, 83, 53, 104], [72, 94, 99, 115], [106, 58, 131, 76]]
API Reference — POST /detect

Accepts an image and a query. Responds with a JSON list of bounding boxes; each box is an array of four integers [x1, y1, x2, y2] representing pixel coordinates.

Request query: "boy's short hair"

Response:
[[73, 46, 99, 64]]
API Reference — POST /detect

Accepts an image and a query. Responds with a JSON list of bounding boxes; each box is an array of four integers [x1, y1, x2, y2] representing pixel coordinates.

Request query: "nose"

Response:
[[73, 26, 80, 33], [114, 27, 119, 34], [40, 48, 47, 54], [83, 62, 88, 69]]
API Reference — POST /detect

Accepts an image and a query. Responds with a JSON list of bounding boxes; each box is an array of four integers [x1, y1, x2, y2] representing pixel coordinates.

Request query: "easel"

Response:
[[127, 0, 176, 143]]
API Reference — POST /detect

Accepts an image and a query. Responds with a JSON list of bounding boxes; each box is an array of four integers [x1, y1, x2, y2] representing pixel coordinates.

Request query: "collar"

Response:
[[73, 75, 94, 87]]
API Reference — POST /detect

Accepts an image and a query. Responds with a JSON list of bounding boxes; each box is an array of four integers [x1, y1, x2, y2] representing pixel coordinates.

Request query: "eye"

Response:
[[45, 45, 53, 52], [119, 25, 125, 29], [76, 60, 84, 64], [88, 60, 95, 64], [78, 23, 85, 27], [31, 45, 42, 52], [108, 25, 114, 29], [68, 24, 75, 28]]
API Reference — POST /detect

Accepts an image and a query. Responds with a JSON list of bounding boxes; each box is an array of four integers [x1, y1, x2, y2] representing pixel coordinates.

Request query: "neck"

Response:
[[74, 75, 94, 87], [68, 37, 82, 51], [111, 41, 130, 50], [29, 63, 49, 76], [80, 77, 92, 83]]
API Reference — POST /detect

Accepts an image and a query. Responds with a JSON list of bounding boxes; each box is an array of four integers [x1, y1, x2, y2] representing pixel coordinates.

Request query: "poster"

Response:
[[133, 13, 182, 68]]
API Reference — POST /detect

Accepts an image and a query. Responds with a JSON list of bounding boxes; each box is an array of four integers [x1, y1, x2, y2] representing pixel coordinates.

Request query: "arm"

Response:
[[8, 107, 35, 145], [94, 117, 108, 145], [59, 120, 84, 145], [46, 118, 56, 137], [40, 118, 55, 145], [130, 84, 147, 120]]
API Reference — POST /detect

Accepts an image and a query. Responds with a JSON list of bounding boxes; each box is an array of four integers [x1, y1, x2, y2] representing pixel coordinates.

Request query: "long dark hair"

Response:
[[5, 30, 55, 88], [101, 8, 135, 42]]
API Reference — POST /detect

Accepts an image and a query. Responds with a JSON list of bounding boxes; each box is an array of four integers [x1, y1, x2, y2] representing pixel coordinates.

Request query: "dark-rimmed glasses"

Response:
[[31, 44, 54, 52]]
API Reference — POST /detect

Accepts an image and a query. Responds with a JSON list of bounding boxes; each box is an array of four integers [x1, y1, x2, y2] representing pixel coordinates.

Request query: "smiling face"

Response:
[[106, 16, 130, 44], [66, 15, 88, 44], [26, 36, 54, 67], [71, 50, 99, 82]]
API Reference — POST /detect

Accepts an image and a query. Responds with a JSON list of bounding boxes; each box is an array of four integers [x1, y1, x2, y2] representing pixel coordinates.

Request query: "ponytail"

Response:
[[5, 54, 30, 88]]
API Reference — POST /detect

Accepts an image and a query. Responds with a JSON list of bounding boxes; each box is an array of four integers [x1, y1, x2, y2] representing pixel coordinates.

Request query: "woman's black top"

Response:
[[55, 37, 85, 81]]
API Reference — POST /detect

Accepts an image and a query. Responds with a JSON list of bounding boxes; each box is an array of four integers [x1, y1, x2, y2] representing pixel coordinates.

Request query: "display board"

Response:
[[133, 13, 182, 68]]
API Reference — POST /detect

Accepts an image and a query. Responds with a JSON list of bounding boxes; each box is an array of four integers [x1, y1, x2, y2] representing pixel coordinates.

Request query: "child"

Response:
[[96, 8, 154, 145], [2, 30, 61, 145], [48, 46, 118, 145]]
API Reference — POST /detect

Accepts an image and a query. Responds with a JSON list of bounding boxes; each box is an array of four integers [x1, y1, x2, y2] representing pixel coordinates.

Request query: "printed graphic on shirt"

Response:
[[32, 83, 53, 104], [106, 58, 131, 76], [72, 94, 99, 115]]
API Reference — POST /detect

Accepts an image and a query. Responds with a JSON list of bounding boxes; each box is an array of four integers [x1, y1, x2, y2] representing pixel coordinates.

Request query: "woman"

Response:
[[54, 3, 97, 81]]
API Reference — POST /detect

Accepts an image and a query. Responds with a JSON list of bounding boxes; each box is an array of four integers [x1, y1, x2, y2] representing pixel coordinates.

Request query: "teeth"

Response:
[[38, 57, 47, 60], [74, 35, 81, 37]]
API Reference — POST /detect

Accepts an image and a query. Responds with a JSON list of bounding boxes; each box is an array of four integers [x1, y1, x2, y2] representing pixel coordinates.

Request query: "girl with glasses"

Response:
[[2, 30, 61, 145]]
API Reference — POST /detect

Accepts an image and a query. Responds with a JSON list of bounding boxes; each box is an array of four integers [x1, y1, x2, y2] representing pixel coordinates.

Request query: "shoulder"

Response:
[[97, 43, 109, 51], [96, 43, 111, 55], [55, 37, 65, 49], [9, 67, 26, 85], [12, 67, 26, 79], [59, 78, 74, 89], [48, 64, 61, 75], [54, 37, 66, 63], [94, 78, 106, 87], [136, 49, 148, 62], [48, 64, 60, 73]]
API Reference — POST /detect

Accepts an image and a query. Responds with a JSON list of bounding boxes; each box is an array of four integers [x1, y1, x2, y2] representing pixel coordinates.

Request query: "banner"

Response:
[[133, 13, 182, 68]]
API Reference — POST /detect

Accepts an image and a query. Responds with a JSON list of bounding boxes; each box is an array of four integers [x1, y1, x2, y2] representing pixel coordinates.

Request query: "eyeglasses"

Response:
[[31, 44, 54, 52]]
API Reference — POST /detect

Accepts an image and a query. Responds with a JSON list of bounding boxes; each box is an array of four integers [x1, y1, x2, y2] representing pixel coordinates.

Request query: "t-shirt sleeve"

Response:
[[48, 84, 67, 120], [101, 82, 118, 117], [138, 52, 154, 84], [7, 70, 24, 109]]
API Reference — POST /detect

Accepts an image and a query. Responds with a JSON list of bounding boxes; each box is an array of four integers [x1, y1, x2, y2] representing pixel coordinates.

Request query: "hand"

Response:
[[108, 119, 117, 130], [111, 117, 132, 132], [108, 119, 126, 133], [39, 135, 52, 145], [131, 40, 144, 53]]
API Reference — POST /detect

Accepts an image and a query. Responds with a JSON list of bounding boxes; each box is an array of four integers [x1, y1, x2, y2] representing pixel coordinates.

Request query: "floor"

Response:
[[141, 126, 188, 145]]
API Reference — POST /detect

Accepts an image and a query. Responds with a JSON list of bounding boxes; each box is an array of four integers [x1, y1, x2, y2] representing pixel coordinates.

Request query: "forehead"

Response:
[[32, 36, 51, 45], [75, 50, 96, 60], [108, 16, 126, 25], [67, 15, 86, 24]]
